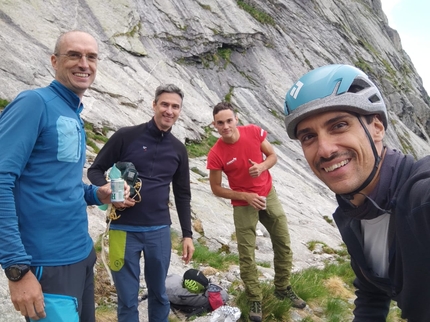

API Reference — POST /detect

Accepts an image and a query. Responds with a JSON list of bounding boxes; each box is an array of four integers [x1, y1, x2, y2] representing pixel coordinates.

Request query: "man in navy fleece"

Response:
[[88, 84, 194, 322], [0, 30, 118, 321]]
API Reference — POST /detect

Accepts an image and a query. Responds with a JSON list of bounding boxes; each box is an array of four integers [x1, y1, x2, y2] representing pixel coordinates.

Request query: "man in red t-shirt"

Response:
[[207, 102, 306, 322]]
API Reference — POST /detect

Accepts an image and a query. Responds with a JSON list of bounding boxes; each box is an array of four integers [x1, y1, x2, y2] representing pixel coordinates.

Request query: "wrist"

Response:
[[5, 264, 31, 282]]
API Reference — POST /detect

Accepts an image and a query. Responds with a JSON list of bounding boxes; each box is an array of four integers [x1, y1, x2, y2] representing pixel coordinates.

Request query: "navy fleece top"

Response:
[[87, 118, 192, 238]]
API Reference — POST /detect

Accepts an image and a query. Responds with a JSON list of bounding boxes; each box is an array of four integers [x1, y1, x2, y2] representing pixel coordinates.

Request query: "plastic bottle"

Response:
[[110, 163, 124, 202], [109, 163, 121, 180]]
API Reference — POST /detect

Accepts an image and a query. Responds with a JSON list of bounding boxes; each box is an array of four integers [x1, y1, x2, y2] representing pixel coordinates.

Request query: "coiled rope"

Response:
[[100, 179, 142, 285]]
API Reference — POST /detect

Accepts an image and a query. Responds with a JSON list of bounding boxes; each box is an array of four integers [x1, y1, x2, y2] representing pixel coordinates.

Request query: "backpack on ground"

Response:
[[166, 271, 229, 319]]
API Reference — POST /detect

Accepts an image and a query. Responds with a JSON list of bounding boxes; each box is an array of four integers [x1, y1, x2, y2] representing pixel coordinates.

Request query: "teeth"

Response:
[[75, 73, 89, 77], [324, 159, 349, 172]]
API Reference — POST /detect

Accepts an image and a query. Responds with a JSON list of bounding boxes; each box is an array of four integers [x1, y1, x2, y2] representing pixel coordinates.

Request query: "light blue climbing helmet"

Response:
[[284, 64, 388, 139]]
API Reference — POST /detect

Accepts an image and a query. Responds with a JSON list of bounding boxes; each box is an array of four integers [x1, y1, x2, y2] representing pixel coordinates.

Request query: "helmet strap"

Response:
[[341, 116, 382, 201]]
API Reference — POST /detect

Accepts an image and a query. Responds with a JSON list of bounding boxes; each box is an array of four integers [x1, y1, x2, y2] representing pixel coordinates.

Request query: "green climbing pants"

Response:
[[233, 187, 293, 302]]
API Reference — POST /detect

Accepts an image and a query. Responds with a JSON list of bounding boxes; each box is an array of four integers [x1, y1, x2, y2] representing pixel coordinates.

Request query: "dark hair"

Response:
[[356, 113, 378, 125], [154, 84, 184, 103], [213, 102, 236, 117]]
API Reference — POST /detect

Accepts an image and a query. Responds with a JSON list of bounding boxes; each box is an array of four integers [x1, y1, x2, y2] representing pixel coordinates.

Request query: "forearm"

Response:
[[211, 185, 249, 201], [261, 153, 277, 171], [83, 183, 103, 205], [176, 199, 192, 239], [0, 188, 31, 267]]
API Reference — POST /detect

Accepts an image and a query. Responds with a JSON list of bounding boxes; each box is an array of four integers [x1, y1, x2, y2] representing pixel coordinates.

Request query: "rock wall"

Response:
[[1, 0, 430, 320]]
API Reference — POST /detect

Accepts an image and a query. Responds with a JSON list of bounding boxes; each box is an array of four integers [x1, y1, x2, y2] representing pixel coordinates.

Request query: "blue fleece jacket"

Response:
[[0, 80, 101, 268]]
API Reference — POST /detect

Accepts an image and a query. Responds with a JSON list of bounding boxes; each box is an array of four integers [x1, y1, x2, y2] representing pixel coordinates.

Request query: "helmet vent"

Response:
[[368, 94, 380, 103], [347, 78, 371, 93]]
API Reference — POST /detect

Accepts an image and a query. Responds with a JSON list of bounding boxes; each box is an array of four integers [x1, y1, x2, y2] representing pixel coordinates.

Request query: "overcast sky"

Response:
[[380, 0, 430, 92]]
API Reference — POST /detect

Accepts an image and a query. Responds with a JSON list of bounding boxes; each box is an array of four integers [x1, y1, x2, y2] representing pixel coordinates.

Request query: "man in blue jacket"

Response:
[[0, 30, 117, 321], [283, 64, 430, 321], [87, 84, 194, 322]]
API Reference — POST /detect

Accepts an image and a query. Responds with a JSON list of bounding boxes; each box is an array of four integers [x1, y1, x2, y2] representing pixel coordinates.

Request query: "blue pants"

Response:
[[110, 227, 171, 322]]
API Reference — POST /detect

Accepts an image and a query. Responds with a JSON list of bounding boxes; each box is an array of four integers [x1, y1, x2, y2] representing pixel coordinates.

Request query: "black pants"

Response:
[[27, 248, 97, 322]]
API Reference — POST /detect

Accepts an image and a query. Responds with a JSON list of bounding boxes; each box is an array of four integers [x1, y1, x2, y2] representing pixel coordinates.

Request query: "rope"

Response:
[[101, 210, 114, 285], [100, 179, 143, 285]]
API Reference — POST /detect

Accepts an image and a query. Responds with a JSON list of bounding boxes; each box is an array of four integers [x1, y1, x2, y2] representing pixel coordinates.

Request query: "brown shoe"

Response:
[[249, 301, 262, 322], [275, 286, 306, 309]]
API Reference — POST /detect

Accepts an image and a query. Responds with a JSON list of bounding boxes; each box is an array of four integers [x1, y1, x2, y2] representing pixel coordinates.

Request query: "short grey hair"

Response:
[[53, 30, 97, 55], [154, 84, 184, 103]]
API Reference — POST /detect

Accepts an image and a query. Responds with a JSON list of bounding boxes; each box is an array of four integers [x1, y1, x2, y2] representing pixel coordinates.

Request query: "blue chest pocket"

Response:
[[57, 116, 81, 163]]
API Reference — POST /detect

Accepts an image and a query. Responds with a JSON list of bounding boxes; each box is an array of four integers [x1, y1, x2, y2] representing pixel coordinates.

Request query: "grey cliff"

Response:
[[1, 0, 430, 320]]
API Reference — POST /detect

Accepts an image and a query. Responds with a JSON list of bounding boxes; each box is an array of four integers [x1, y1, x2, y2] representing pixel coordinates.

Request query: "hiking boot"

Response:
[[275, 286, 306, 309], [249, 301, 262, 322]]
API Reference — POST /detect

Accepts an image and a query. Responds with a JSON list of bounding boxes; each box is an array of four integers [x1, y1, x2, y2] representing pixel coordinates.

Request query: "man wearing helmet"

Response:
[[284, 64, 430, 321]]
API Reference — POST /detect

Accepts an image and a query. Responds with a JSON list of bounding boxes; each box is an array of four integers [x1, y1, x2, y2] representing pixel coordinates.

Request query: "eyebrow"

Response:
[[296, 113, 355, 138], [67, 50, 98, 55], [216, 118, 234, 124]]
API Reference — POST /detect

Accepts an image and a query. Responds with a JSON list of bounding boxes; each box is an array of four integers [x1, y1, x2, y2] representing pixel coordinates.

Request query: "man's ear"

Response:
[[372, 115, 385, 143], [51, 54, 58, 71]]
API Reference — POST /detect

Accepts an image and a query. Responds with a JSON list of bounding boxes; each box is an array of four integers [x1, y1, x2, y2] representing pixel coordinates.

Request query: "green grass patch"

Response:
[[215, 48, 232, 68], [198, 3, 211, 11], [355, 57, 372, 75], [185, 126, 218, 158], [0, 98, 9, 110], [84, 121, 110, 154], [236, 0, 275, 26], [323, 215, 334, 224], [190, 243, 239, 270], [225, 87, 234, 102]]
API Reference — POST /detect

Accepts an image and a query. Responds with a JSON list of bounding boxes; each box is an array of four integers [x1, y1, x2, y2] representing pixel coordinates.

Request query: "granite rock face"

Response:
[[1, 0, 430, 320]]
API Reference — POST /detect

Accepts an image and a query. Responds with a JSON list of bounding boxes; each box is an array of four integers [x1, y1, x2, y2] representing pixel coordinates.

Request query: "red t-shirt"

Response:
[[207, 124, 272, 206]]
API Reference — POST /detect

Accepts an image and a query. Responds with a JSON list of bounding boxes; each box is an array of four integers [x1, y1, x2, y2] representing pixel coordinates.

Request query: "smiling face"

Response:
[[152, 92, 182, 131], [296, 110, 385, 195], [51, 31, 98, 99], [212, 109, 240, 144]]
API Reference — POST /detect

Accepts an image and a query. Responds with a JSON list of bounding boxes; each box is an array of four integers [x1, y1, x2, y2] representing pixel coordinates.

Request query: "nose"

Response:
[[77, 56, 90, 68], [222, 122, 230, 130], [316, 134, 338, 159]]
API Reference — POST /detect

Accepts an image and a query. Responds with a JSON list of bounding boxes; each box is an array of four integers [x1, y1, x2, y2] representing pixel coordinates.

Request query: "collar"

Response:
[[147, 117, 172, 138], [50, 80, 83, 114], [336, 148, 405, 219]]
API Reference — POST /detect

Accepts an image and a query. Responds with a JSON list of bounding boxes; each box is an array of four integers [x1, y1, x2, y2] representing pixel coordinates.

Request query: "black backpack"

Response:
[[166, 274, 229, 319]]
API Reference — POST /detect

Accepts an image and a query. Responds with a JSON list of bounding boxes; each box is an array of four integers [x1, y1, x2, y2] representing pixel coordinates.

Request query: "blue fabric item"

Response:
[[112, 227, 171, 322], [110, 224, 168, 232], [31, 249, 97, 322], [31, 267, 80, 322], [29, 293, 79, 322], [0, 80, 97, 268]]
